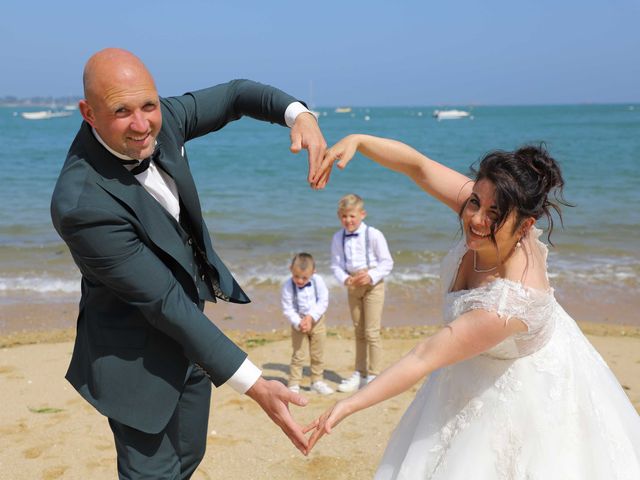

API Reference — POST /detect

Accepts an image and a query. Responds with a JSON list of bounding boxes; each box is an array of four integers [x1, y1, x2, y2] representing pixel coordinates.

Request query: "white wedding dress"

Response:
[[375, 228, 640, 479]]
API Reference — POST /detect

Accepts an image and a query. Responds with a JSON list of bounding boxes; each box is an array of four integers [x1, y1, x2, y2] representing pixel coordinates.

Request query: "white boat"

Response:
[[432, 109, 471, 120], [21, 110, 73, 120]]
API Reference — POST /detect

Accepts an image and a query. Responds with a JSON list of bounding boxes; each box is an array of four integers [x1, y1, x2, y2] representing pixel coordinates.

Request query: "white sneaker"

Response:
[[311, 381, 334, 395], [366, 375, 376, 384], [337, 372, 363, 393], [288, 384, 300, 394]]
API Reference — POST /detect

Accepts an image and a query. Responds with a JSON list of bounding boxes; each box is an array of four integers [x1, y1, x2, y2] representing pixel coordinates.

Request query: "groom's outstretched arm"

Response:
[[245, 377, 310, 454]]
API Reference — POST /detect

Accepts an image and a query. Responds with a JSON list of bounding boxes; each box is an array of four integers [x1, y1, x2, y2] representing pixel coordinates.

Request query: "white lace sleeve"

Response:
[[447, 280, 557, 358], [464, 280, 552, 328]]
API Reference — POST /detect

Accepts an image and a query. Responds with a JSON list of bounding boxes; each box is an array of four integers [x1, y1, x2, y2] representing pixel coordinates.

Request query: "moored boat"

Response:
[[432, 109, 471, 120], [20, 110, 73, 120]]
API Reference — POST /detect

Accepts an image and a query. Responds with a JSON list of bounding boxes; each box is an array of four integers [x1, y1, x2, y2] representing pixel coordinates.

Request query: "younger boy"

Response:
[[330, 194, 393, 392], [281, 253, 333, 395]]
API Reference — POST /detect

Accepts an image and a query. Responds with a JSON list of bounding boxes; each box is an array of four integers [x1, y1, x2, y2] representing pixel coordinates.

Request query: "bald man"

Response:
[[51, 48, 327, 479]]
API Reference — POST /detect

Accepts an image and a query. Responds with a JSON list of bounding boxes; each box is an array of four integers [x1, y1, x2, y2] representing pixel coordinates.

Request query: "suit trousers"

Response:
[[347, 280, 385, 376], [108, 366, 211, 480], [289, 315, 327, 385]]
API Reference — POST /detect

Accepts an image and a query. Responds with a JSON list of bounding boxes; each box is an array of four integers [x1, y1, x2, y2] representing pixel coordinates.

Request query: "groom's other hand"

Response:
[[289, 112, 328, 190], [245, 377, 310, 454]]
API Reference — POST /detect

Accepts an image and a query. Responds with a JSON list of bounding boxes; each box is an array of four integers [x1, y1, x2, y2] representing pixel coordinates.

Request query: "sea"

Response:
[[1, 104, 639, 328]]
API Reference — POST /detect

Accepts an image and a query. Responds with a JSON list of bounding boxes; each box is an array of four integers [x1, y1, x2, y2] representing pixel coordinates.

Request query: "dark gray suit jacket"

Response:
[[51, 80, 297, 433]]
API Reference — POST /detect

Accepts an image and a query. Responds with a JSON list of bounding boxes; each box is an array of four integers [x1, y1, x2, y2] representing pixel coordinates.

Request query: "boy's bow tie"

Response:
[[344, 232, 359, 237]]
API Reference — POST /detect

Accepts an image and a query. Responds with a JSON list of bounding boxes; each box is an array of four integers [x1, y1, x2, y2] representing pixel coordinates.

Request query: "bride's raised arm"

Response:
[[320, 134, 474, 213]]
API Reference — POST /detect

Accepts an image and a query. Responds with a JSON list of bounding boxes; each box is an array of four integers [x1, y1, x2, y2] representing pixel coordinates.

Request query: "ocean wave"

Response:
[[234, 267, 445, 290], [0, 275, 80, 294], [0, 256, 636, 298]]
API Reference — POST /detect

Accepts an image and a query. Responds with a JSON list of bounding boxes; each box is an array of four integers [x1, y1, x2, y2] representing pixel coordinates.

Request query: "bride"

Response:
[[307, 135, 640, 479]]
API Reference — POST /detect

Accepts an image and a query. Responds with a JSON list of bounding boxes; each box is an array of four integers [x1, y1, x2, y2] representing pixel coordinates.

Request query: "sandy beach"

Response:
[[1, 301, 639, 480]]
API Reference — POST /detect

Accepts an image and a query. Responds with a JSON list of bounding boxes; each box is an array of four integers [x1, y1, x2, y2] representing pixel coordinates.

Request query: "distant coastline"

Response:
[[1, 98, 638, 109], [0, 96, 81, 107]]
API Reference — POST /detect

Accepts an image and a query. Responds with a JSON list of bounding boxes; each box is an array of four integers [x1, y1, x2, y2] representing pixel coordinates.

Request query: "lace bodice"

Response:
[[440, 228, 557, 359]]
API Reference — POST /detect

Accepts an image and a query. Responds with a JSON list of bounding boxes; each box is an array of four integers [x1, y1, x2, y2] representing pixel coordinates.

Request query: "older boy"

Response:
[[281, 253, 333, 395], [330, 194, 393, 392]]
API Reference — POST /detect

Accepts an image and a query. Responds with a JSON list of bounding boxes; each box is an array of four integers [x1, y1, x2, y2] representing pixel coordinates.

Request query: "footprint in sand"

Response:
[[206, 435, 249, 447], [42, 465, 69, 479], [342, 431, 364, 441], [94, 442, 113, 451], [0, 421, 28, 436], [0, 364, 16, 374], [284, 455, 352, 477], [86, 457, 114, 470], [0, 364, 22, 379], [23, 445, 47, 459]]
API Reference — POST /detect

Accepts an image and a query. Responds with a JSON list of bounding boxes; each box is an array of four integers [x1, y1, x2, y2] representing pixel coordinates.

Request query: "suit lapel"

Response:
[[152, 141, 206, 248], [80, 123, 195, 278]]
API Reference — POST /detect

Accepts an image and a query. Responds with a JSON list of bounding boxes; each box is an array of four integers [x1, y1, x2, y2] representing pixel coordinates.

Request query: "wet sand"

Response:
[[1, 280, 637, 337]]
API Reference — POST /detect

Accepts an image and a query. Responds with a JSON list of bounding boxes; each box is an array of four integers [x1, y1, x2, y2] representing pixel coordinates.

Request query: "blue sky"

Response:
[[2, 0, 638, 105]]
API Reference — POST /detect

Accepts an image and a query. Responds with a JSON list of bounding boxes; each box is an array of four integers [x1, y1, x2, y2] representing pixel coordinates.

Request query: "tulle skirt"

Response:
[[375, 307, 640, 479]]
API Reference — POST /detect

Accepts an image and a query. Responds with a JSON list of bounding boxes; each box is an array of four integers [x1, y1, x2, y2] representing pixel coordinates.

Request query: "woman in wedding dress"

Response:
[[307, 135, 640, 479]]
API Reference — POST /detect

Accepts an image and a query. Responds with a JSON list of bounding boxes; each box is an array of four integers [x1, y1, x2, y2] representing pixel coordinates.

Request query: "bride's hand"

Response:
[[304, 399, 351, 451], [314, 135, 361, 188]]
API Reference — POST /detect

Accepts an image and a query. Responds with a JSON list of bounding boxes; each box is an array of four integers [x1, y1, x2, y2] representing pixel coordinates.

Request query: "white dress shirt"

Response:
[[330, 222, 394, 286], [281, 273, 329, 329], [90, 101, 310, 393]]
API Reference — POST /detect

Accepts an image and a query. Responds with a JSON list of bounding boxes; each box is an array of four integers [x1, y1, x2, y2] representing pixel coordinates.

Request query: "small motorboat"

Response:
[[432, 109, 471, 120], [21, 110, 73, 120]]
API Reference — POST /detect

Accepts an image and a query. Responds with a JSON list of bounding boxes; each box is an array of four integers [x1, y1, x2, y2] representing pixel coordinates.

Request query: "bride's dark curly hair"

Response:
[[461, 144, 573, 245]]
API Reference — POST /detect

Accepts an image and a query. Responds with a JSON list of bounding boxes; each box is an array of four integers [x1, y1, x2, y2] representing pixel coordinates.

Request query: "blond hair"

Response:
[[290, 252, 315, 271], [337, 193, 365, 213]]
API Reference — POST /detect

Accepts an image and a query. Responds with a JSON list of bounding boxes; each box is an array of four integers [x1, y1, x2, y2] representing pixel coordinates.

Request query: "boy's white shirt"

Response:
[[330, 222, 394, 286], [281, 273, 329, 330]]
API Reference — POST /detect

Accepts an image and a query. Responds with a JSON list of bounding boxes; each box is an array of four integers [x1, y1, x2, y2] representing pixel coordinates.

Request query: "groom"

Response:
[[50, 48, 327, 478]]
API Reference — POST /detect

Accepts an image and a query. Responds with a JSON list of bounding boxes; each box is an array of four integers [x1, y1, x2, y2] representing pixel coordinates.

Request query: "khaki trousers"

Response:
[[347, 280, 385, 376], [289, 315, 327, 385]]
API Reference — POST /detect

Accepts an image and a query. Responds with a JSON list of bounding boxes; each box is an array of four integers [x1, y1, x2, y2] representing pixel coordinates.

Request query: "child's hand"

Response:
[[299, 316, 313, 333], [351, 271, 372, 287]]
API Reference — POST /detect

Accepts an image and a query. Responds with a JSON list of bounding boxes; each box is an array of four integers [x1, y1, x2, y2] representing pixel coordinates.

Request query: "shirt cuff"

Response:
[[225, 358, 262, 394], [284, 101, 314, 127], [369, 270, 382, 285], [290, 317, 301, 329]]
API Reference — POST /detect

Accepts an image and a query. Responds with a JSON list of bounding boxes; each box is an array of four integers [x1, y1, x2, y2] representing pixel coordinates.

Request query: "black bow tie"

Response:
[[345, 232, 359, 237], [299, 282, 312, 289], [129, 157, 151, 175], [122, 149, 160, 175]]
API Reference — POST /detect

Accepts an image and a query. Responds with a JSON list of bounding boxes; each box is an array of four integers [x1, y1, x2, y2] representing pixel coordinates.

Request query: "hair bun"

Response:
[[515, 144, 564, 196]]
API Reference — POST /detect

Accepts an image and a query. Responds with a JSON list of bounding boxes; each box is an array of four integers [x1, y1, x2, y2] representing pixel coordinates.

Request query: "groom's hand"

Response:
[[245, 377, 310, 454], [290, 112, 328, 190]]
